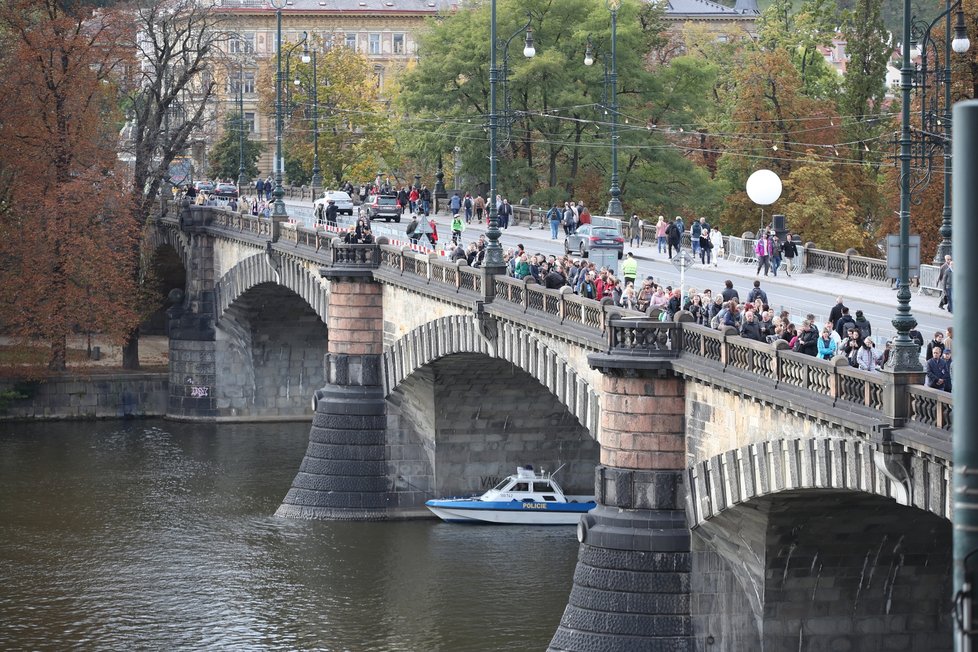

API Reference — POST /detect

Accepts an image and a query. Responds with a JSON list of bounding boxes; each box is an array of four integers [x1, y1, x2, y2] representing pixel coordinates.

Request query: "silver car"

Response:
[[315, 190, 355, 216], [564, 224, 624, 259]]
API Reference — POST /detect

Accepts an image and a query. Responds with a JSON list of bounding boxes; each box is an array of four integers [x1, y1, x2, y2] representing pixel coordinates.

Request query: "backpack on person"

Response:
[[464, 197, 472, 209]]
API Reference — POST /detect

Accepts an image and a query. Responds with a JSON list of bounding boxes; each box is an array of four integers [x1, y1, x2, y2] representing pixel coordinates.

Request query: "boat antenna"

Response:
[[550, 463, 567, 478]]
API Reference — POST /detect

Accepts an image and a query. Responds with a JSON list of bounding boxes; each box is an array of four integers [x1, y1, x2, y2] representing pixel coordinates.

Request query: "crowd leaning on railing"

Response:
[[445, 207, 954, 390]]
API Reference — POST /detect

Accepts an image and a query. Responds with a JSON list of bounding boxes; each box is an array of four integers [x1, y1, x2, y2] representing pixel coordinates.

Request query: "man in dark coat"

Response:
[[666, 220, 682, 259]]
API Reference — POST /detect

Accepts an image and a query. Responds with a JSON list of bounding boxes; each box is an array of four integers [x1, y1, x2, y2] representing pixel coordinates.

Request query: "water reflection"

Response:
[[0, 420, 578, 650]]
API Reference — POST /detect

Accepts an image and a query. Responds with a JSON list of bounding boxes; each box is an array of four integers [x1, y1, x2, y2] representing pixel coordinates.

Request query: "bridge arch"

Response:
[[686, 436, 951, 526], [687, 441, 953, 650], [382, 314, 599, 435], [144, 223, 192, 273], [214, 253, 328, 324]]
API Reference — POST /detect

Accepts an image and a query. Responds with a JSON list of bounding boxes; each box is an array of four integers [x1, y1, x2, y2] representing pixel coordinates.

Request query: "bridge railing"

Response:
[[907, 383, 953, 431], [377, 244, 484, 295], [491, 276, 643, 332], [615, 319, 925, 419], [331, 240, 380, 267], [207, 206, 274, 238], [278, 221, 336, 253]]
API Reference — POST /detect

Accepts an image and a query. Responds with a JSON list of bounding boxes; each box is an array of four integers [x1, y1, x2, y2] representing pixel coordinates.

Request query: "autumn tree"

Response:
[[255, 37, 391, 187], [0, 0, 141, 371], [715, 48, 838, 236], [782, 155, 864, 250]]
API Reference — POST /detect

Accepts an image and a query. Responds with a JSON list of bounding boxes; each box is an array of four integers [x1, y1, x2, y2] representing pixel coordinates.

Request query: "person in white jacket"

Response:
[[856, 337, 883, 372]]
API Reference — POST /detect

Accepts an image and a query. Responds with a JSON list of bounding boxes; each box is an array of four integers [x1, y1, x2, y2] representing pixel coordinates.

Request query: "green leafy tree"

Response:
[[207, 112, 263, 182], [397, 0, 719, 216], [837, 0, 893, 245], [756, 0, 842, 99]]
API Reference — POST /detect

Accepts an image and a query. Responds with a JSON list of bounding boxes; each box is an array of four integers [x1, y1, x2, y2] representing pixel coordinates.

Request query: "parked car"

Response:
[[361, 194, 402, 222], [564, 224, 624, 259], [194, 180, 215, 194], [214, 182, 238, 199], [315, 190, 355, 216]]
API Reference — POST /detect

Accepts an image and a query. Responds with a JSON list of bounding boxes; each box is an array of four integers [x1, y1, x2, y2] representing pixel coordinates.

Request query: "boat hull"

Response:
[[425, 499, 595, 525]]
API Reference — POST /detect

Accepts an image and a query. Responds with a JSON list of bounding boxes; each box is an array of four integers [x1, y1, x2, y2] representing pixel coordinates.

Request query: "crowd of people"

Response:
[[446, 225, 953, 389]]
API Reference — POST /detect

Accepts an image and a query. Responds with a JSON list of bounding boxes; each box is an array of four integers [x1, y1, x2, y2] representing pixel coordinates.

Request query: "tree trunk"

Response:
[[48, 337, 67, 372], [122, 326, 140, 370]]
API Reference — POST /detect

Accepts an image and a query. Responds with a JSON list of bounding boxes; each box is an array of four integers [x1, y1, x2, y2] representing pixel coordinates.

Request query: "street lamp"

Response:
[[237, 65, 247, 188], [310, 47, 322, 191], [486, 3, 535, 270], [893, 0, 970, 369], [910, 1, 971, 264], [269, 0, 288, 219], [293, 38, 321, 190], [584, 0, 623, 218]]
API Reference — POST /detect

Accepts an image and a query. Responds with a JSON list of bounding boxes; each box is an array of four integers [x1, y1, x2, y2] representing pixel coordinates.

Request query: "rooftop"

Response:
[[214, 0, 456, 11], [665, 0, 759, 17]]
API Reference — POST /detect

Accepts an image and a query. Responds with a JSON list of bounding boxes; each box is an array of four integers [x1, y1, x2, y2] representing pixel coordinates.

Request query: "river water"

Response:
[[0, 420, 579, 651]]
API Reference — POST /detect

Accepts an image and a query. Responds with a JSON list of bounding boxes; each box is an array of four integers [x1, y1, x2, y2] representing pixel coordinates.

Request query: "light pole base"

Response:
[[605, 197, 624, 218]]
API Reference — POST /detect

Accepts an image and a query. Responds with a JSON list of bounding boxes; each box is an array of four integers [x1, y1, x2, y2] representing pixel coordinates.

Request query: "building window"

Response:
[[323, 34, 334, 51], [230, 32, 255, 54], [345, 33, 357, 51], [393, 33, 405, 54], [229, 72, 256, 95], [244, 112, 256, 133], [374, 65, 383, 90], [369, 33, 381, 55]]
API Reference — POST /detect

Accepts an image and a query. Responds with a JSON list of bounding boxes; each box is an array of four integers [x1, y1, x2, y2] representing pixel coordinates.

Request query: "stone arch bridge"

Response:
[[149, 205, 955, 651]]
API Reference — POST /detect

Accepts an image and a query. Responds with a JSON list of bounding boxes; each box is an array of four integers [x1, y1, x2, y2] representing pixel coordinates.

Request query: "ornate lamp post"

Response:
[[486, 3, 535, 270], [237, 65, 247, 188], [584, 0, 623, 218], [309, 46, 322, 191], [910, 1, 971, 263], [269, 0, 288, 219]]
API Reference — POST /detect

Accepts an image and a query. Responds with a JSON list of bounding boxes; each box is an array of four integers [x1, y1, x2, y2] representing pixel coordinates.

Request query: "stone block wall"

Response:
[[0, 373, 167, 420], [214, 283, 326, 419], [687, 491, 952, 651], [386, 367, 436, 507]]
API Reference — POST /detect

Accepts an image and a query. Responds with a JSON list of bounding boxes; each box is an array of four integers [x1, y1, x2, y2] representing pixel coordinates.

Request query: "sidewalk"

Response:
[[283, 199, 947, 325]]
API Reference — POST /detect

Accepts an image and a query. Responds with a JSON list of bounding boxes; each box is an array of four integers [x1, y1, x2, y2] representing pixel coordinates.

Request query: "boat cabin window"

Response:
[[493, 478, 512, 491], [533, 482, 553, 493], [511, 482, 530, 492], [542, 495, 557, 501]]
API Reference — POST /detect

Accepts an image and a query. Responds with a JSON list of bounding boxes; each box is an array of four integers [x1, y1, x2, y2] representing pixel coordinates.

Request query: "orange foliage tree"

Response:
[[0, 0, 141, 371]]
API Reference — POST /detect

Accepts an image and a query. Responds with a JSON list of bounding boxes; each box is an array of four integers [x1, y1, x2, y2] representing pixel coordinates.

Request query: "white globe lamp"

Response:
[[745, 169, 782, 205]]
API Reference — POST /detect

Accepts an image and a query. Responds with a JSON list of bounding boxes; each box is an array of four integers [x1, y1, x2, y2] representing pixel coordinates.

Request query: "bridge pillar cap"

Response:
[[830, 354, 850, 368], [455, 258, 469, 267]]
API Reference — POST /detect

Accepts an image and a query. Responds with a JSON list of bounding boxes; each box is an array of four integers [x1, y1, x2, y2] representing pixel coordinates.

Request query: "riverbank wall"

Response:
[[0, 373, 168, 420]]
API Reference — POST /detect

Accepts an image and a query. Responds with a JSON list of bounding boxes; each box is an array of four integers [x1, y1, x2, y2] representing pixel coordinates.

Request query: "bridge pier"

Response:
[[276, 270, 394, 520], [551, 371, 693, 652], [165, 229, 218, 420]]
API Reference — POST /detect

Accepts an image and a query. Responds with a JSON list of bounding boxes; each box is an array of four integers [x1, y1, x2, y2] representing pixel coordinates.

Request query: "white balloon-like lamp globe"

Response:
[[745, 169, 783, 205]]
